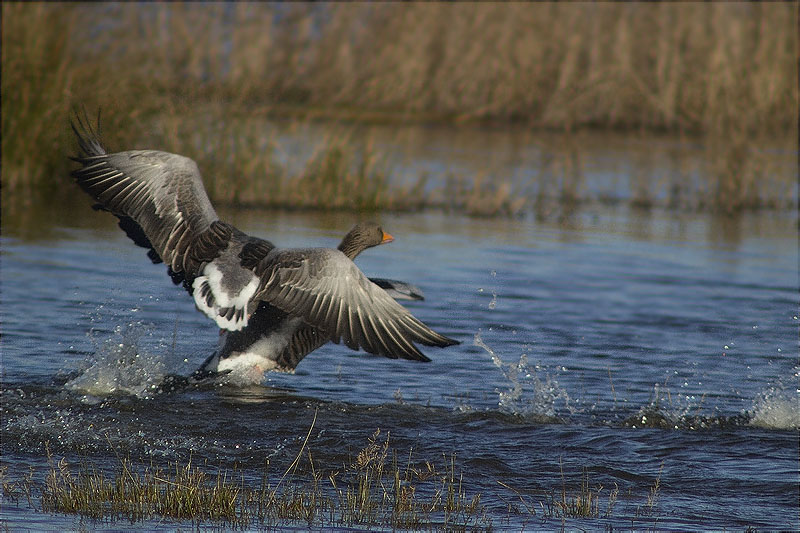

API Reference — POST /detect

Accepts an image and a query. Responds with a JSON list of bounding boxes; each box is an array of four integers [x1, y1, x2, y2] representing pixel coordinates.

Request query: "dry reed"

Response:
[[2, 3, 796, 215]]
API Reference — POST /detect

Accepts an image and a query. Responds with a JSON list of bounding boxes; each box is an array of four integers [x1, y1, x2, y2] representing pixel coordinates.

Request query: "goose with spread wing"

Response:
[[69, 115, 458, 379], [193, 222, 430, 379]]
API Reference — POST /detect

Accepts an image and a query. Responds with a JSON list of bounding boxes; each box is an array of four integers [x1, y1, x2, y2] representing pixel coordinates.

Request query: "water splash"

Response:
[[474, 330, 571, 419], [65, 322, 167, 399], [750, 377, 800, 430], [488, 270, 498, 309], [477, 270, 498, 310], [626, 382, 703, 429], [624, 381, 798, 431]]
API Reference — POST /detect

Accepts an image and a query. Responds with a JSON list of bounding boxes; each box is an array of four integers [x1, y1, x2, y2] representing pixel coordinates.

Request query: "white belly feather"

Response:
[[216, 317, 305, 374]]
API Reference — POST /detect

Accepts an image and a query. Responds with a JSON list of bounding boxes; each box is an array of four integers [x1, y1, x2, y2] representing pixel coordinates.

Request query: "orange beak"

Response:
[[381, 231, 394, 244]]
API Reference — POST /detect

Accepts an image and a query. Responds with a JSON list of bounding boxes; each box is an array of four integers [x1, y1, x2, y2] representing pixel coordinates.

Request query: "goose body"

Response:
[[193, 226, 429, 378], [69, 116, 458, 381]]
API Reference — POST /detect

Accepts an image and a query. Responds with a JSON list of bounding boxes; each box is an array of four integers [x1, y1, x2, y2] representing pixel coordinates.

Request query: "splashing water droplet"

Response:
[[473, 330, 571, 418], [65, 322, 167, 398]]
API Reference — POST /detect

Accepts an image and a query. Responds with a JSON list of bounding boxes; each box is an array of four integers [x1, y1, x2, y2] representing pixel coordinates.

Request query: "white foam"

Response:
[[750, 387, 800, 430]]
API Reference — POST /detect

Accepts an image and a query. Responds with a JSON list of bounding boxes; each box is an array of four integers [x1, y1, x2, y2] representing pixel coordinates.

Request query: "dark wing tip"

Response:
[[369, 278, 426, 301], [421, 334, 459, 349], [441, 336, 460, 347], [406, 333, 458, 363], [70, 106, 106, 158]]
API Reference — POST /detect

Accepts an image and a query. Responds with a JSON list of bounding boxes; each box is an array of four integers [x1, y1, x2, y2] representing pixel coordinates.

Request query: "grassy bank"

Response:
[[2, 3, 797, 215]]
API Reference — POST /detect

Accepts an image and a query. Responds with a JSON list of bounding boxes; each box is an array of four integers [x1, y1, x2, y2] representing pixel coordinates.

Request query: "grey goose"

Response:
[[193, 223, 431, 379], [69, 115, 458, 381]]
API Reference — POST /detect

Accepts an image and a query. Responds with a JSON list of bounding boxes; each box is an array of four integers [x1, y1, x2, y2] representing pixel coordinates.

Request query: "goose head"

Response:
[[337, 222, 394, 259]]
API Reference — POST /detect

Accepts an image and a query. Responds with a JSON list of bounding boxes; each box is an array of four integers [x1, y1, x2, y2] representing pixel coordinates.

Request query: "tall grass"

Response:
[[2, 3, 796, 214], [52, 2, 790, 134], [222, 3, 796, 136], [2, 4, 80, 201]]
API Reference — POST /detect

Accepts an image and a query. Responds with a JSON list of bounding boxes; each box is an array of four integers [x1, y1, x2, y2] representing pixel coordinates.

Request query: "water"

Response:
[[2, 201, 797, 530]]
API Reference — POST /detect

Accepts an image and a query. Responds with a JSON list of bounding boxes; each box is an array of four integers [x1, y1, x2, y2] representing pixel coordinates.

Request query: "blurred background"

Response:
[[2, 2, 797, 221]]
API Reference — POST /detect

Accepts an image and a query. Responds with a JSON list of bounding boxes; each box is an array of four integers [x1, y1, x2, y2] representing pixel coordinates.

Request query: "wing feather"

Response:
[[71, 117, 227, 280], [255, 248, 456, 361], [71, 115, 271, 332], [70, 115, 456, 356]]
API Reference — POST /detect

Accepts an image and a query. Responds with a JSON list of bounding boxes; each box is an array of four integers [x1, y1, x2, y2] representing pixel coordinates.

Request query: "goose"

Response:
[[69, 115, 459, 382], [192, 222, 430, 380]]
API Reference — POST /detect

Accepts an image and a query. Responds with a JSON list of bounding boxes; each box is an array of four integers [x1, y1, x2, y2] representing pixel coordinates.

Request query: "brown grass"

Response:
[[167, 3, 796, 134], [2, 3, 796, 215], [31, 429, 491, 530], [0, 431, 677, 530]]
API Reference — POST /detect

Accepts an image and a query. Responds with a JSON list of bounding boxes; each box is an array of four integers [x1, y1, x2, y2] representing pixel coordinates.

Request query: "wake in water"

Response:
[[60, 317, 799, 432], [623, 378, 800, 431], [472, 332, 799, 431]]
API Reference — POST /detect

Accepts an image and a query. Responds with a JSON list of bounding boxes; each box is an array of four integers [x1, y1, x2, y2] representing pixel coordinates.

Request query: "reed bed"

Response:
[[2, 3, 796, 215]]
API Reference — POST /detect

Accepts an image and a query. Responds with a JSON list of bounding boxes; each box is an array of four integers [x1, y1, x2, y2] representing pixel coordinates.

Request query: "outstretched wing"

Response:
[[274, 277, 425, 369], [255, 248, 458, 361], [70, 116, 231, 280], [70, 115, 270, 331]]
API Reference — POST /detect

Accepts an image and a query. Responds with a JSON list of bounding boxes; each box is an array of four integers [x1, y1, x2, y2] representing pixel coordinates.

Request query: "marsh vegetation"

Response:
[[2, 3, 796, 215], [0, 426, 674, 530]]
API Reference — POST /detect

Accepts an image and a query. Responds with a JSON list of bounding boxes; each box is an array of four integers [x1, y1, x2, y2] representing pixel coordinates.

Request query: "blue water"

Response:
[[2, 203, 797, 530]]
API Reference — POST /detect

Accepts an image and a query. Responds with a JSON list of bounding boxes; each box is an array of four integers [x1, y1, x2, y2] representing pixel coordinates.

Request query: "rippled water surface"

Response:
[[2, 203, 798, 530]]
